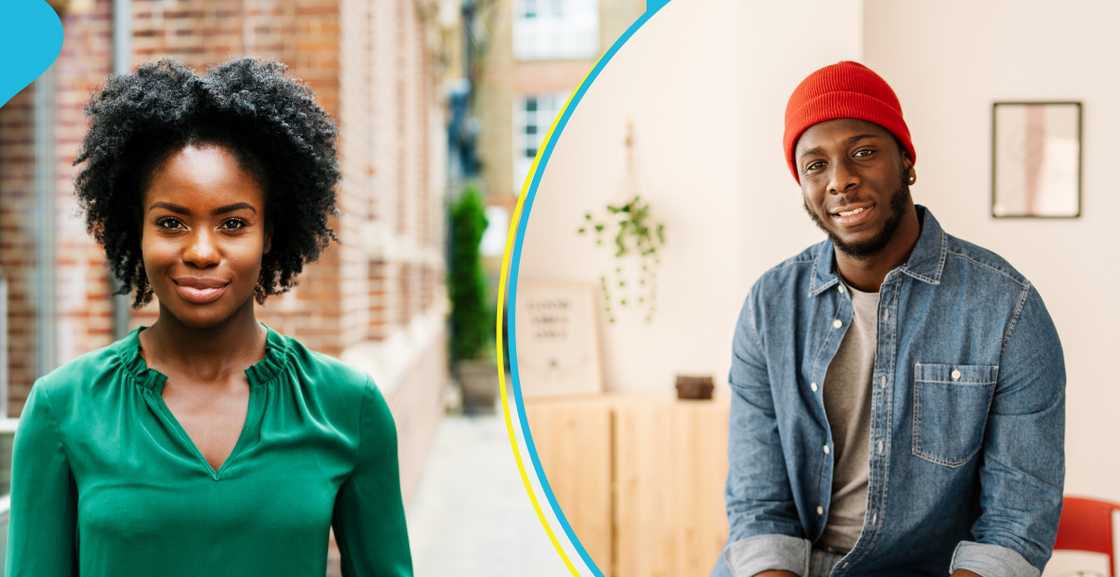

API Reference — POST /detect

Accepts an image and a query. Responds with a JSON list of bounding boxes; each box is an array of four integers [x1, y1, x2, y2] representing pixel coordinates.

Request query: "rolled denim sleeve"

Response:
[[724, 534, 811, 577], [951, 284, 1065, 577], [950, 541, 1041, 577], [723, 288, 809, 576]]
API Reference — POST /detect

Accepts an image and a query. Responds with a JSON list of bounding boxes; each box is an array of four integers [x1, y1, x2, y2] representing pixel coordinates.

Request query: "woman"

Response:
[[6, 59, 412, 577]]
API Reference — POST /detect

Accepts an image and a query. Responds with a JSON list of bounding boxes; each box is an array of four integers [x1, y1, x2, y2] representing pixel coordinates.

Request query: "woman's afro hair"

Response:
[[74, 58, 340, 308]]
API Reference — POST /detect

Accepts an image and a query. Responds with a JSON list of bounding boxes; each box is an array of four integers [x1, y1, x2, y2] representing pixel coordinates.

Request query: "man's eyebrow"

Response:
[[798, 145, 824, 160], [847, 133, 880, 145], [147, 201, 258, 215]]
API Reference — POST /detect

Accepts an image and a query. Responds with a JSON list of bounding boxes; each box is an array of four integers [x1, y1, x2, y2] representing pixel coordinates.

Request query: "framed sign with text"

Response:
[[514, 280, 604, 397]]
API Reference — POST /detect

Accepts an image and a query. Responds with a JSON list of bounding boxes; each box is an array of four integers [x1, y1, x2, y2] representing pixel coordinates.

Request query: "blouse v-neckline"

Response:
[[120, 322, 287, 480]]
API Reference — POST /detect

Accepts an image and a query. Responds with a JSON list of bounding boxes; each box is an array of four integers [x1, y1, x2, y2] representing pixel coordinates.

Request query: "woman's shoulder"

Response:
[[276, 332, 386, 405], [275, 334, 396, 438], [25, 335, 135, 417]]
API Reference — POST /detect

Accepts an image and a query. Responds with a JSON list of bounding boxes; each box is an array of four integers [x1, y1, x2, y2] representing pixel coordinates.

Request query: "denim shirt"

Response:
[[722, 206, 1065, 577]]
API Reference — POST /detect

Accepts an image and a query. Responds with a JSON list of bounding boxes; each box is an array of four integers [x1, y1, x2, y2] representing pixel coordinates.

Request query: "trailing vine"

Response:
[[577, 194, 665, 323]]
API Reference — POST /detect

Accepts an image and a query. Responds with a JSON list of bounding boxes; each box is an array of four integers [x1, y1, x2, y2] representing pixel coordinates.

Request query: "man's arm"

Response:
[[949, 285, 1065, 577], [722, 288, 812, 577]]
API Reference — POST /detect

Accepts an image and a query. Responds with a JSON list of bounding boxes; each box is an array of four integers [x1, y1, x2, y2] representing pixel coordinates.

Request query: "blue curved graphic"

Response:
[[0, 1, 64, 109], [506, 1, 673, 575]]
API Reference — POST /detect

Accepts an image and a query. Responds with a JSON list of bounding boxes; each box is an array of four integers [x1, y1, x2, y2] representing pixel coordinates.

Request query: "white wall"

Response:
[[519, 0, 862, 393], [862, 0, 1120, 502], [520, 0, 742, 393]]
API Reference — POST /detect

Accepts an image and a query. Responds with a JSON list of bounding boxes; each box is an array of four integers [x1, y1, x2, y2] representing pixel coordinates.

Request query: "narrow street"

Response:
[[408, 414, 572, 577]]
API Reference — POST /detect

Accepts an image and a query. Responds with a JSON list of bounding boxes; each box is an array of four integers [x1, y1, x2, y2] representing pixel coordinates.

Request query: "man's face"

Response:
[[795, 118, 913, 259], [141, 143, 271, 328]]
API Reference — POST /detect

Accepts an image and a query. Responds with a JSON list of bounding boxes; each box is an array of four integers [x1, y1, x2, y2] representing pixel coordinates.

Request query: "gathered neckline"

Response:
[[116, 321, 291, 392]]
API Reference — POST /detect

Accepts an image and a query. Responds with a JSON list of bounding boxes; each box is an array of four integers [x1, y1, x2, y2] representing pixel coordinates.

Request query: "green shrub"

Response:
[[448, 185, 491, 363]]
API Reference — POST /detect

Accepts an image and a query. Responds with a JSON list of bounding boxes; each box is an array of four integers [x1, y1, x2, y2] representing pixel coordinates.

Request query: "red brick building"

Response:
[[0, 0, 453, 502]]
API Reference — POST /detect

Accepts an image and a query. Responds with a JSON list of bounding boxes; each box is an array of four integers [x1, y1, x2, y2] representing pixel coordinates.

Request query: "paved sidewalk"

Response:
[[407, 414, 572, 577]]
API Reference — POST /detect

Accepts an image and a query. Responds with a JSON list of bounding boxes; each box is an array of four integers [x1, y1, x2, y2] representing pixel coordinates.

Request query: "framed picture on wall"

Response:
[[514, 280, 604, 397], [991, 101, 1082, 219]]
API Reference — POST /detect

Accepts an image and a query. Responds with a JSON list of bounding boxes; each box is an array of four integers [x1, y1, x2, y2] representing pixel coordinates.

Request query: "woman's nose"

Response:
[[182, 229, 220, 267]]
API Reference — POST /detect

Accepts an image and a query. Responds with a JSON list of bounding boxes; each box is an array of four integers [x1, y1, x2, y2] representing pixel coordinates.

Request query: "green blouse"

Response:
[[5, 323, 412, 577]]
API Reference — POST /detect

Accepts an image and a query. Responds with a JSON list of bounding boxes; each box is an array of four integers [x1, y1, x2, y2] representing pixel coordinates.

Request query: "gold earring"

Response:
[[908, 173, 917, 185]]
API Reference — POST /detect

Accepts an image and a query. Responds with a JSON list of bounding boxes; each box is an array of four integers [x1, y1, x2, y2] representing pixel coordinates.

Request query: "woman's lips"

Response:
[[174, 283, 229, 304], [832, 204, 875, 227]]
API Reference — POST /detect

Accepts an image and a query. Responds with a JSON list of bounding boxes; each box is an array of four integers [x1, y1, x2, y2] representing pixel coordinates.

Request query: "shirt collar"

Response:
[[810, 204, 947, 296], [117, 321, 290, 391]]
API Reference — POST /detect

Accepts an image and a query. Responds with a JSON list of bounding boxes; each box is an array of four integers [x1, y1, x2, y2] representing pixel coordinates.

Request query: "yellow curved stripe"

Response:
[[496, 56, 605, 577]]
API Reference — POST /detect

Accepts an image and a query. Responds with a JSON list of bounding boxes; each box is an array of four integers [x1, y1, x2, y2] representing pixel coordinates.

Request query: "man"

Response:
[[712, 61, 1065, 577]]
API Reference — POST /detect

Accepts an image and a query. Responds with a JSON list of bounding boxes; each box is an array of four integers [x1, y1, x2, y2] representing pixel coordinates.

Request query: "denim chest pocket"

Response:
[[912, 362, 999, 468]]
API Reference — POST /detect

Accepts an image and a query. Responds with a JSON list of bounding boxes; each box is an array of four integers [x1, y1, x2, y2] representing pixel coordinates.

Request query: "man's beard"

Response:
[[803, 174, 911, 259]]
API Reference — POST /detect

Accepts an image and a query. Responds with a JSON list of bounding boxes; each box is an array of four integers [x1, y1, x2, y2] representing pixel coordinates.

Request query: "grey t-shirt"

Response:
[[818, 282, 879, 553]]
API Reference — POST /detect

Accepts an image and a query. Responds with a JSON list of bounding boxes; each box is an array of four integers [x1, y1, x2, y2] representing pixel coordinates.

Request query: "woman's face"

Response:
[[141, 143, 270, 328]]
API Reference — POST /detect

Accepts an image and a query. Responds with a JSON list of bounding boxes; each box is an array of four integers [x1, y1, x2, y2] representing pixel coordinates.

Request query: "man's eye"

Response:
[[155, 217, 183, 230], [221, 218, 248, 231], [805, 160, 825, 173], [854, 148, 875, 158]]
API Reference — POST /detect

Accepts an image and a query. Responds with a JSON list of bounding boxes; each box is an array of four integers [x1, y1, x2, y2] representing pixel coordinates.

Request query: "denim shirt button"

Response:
[[823, 445, 831, 455], [832, 319, 842, 329], [879, 375, 887, 387], [810, 382, 819, 392], [951, 369, 962, 381], [816, 505, 824, 516]]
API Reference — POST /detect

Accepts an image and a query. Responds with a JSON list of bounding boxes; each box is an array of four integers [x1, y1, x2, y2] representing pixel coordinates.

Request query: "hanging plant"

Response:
[[576, 194, 666, 323]]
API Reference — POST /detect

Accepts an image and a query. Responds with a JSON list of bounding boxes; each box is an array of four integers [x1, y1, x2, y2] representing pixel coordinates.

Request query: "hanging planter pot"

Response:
[[575, 122, 666, 323]]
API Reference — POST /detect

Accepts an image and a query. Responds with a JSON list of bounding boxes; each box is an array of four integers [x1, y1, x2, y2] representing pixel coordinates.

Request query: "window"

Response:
[[513, 0, 598, 60], [514, 93, 567, 192], [480, 206, 509, 258]]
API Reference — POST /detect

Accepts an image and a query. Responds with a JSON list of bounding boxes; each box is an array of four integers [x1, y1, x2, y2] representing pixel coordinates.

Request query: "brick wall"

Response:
[[0, 0, 116, 417], [0, 88, 37, 415], [54, 0, 115, 380]]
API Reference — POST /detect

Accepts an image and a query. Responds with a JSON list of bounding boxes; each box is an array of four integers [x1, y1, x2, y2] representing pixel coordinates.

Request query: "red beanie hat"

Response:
[[783, 61, 916, 182]]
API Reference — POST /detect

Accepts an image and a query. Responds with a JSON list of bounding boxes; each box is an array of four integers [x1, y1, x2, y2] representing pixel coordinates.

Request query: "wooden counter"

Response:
[[525, 393, 730, 577]]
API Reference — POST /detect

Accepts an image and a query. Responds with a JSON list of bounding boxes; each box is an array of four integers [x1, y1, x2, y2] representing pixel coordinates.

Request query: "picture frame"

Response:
[[514, 280, 604, 397], [991, 101, 1082, 219]]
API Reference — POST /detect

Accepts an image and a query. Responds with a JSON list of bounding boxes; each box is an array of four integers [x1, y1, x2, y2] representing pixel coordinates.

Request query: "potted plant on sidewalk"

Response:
[[448, 185, 497, 413]]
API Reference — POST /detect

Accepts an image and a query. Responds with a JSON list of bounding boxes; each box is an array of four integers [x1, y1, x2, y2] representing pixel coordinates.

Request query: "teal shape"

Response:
[[647, 0, 670, 13], [0, 1, 64, 109]]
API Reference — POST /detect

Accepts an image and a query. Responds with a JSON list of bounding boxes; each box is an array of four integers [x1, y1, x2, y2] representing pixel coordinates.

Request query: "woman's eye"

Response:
[[155, 217, 183, 231], [221, 218, 248, 231]]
